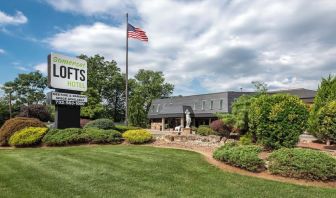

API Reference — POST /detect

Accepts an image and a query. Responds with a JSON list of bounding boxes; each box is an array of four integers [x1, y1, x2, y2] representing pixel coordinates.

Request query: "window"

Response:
[[157, 104, 160, 112], [219, 99, 223, 110], [152, 105, 155, 112], [210, 100, 214, 110], [193, 103, 196, 110], [202, 100, 206, 110]]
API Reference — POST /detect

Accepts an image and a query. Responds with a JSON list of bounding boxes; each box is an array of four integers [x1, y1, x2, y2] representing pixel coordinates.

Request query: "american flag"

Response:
[[127, 23, 148, 42]]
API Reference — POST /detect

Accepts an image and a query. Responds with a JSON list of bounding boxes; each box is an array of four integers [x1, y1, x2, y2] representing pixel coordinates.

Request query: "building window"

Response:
[[202, 100, 206, 110], [152, 105, 155, 112], [219, 99, 223, 110], [210, 100, 214, 110], [157, 104, 160, 112], [193, 103, 196, 110]]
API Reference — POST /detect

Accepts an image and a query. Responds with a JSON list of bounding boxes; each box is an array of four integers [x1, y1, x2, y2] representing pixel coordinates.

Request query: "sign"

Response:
[[48, 53, 87, 91], [47, 92, 88, 106]]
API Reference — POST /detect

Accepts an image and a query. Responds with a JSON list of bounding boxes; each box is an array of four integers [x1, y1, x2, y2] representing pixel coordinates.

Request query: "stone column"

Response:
[[181, 117, 184, 128], [161, 117, 165, 131]]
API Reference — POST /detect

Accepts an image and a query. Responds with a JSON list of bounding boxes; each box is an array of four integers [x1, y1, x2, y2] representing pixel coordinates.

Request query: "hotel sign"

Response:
[[48, 53, 87, 91]]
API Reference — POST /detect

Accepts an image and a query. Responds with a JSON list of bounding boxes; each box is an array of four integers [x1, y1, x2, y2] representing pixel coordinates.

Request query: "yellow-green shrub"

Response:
[[122, 129, 152, 144], [9, 127, 48, 147]]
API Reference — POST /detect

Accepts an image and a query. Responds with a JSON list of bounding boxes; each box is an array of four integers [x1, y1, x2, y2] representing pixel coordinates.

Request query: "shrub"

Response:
[[268, 148, 336, 181], [122, 129, 152, 144], [249, 94, 308, 149], [309, 75, 336, 134], [114, 125, 141, 133], [84, 128, 122, 144], [42, 128, 87, 146], [196, 125, 214, 136], [213, 143, 264, 172], [210, 120, 230, 137], [239, 133, 253, 145], [83, 119, 115, 130], [8, 127, 48, 147], [18, 104, 52, 122], [80, 118, 92, 128], [316, 101, 336, 145], [0, 117, 46, 146]]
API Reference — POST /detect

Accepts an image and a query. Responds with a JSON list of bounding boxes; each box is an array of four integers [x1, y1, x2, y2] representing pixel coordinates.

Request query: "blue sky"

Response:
[[1, 0, 336, 96]]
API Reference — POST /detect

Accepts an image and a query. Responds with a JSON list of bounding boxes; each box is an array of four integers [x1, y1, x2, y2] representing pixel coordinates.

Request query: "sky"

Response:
[[1, 0, 336, 96]]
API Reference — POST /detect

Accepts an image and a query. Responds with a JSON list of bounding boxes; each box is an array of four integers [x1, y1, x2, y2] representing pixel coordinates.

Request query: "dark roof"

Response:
[[269, 88, 316, 99]]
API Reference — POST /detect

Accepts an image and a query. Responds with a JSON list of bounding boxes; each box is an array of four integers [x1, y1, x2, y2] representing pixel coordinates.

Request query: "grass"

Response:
[[0, 145, 335, 198]]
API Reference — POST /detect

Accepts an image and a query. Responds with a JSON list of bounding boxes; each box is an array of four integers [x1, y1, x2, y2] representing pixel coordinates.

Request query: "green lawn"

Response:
[[0, 145, 335, 198]]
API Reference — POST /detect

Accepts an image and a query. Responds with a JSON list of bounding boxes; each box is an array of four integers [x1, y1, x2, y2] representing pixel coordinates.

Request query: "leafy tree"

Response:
[[80, 88, 104, 119], [249, 94, 308, 149], [0, 98, 10, 127], [316, 101, 336, 145], [309, 75, 336, 134], [251, 81, 268, 94], [3, 71, 47, 105], [129, 69, 174, 127], [78, 55, 126, 121]]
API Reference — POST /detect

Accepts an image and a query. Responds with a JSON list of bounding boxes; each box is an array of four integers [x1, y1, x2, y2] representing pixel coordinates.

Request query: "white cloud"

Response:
[[0, 11, 28, 25], [34, 63, 48, 74], [15, 66, 29, 71], [46, 0, 336, 95], [0, 48, 5, 54]]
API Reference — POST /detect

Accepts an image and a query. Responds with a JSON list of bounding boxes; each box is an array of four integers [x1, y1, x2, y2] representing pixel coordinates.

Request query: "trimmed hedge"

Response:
[[122, 129, 152, 144], [0, 117, 46, 146], [249, 94, 308, 149], [9, 127, 48, 147], [84, 128, 122, 144], [42, 128, 86, 146], [114, 125, 141, 133], [196, 125, 214, 136], [213, 143, 264, 172], [42, 128, 122, 146], [83, 119, 115, 130], [268, 148, 336, 181]]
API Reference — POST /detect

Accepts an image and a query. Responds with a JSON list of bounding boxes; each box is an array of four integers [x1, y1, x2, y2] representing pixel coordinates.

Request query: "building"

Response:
[[148, 88, 316, 131]]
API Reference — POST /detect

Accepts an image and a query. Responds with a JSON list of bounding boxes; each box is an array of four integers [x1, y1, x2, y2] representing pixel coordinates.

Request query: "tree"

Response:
[[316, 101, 336, 145], [129, 69, 174, 127], [80, 88, 104, 119], [251, 81, 268, 94], [3, 71, 47, 105], [0, 98, 10, 127], [78, 55, 126, 121], [309, 75, 336, 134]]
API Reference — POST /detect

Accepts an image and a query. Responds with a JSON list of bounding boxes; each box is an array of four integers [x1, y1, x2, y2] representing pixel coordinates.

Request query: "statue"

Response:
[[185, 109, 191, 128]]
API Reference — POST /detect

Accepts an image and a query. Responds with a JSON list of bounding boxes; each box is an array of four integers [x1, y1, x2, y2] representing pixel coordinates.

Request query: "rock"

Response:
[[164, 135, 174, 142], [208, 135, 221, 143], [174, 135, 188, 142]]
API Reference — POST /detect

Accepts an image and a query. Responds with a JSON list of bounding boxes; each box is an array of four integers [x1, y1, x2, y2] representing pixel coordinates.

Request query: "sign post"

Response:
[[47, 53, 88, 129]]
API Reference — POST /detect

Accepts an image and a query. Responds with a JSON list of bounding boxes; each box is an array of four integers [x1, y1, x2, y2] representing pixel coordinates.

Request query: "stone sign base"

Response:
[[182, 128, 192, 135]]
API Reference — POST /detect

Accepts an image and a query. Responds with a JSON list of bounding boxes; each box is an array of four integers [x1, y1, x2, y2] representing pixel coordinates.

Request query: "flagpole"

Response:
[[125, 13, 129, 126]]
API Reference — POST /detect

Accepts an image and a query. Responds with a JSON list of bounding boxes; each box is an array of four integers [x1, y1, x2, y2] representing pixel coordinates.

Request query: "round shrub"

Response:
[[84, 128, 122, 144], [122, 129, 152, 144], [316, 101, 336, 145], [249, 94, 308, 149], [210, 120, 231, 137], [83, 119, 115, 130], [239, 133, 253, 145], [213, 143, 264, 172], [196, 125, 214, 136], [42, 128, 87, 146], [268, 148, 336, 181], [0, 117, 46, 146], [18, 104, 52, 122], [9, 127, 48, 147]]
